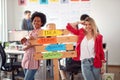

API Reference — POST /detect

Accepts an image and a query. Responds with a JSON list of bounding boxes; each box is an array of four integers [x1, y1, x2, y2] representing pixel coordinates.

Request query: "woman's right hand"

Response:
[[69, 21, 80, 29]]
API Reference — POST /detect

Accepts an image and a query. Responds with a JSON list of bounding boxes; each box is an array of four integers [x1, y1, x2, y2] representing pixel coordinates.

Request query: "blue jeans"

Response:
[[81, 58, 101, 80], [23, 69, 37, 80]]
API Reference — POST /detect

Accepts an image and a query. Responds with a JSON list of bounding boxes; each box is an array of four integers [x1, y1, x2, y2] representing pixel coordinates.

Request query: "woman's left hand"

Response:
[[101, 64, 105, 74], [29, 36, 35, 40]]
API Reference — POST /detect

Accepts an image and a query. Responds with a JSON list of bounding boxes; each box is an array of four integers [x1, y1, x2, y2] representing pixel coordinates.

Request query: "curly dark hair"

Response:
[[31, 11, 46, 27]]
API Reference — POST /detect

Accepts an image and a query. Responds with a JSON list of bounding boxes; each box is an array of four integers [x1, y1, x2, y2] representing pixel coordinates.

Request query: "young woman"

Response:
[[66, 17, 105, 80], [21, 11, 46, 80]]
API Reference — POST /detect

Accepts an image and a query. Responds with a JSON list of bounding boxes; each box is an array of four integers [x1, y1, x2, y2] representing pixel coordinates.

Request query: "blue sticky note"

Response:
[[39, 0, 48, 4], [45, 44, 66, 51]]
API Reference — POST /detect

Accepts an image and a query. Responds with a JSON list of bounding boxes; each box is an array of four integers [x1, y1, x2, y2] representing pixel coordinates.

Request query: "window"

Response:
[[0, 0, 8, 42]]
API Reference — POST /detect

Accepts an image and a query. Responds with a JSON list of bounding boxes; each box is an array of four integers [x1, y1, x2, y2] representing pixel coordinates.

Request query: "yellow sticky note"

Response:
[[43, 30, 62, 36], [29, 0, 38, 2], [49, 0, 59, 2]]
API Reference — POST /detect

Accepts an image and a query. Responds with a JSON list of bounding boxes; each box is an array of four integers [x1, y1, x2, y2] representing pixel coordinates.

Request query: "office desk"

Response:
[[5, 49, 46, 80], [5, 49, 25, 54], [5, 49, 25, 61]]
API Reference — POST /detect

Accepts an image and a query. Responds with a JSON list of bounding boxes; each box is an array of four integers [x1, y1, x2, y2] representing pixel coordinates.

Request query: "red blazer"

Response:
[[66, 23, 105, 68]]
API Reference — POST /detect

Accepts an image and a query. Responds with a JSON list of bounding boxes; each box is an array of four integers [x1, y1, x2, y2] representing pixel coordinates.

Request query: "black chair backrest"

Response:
[[0, 43, 6, 66], [65, 58, 81, 74]]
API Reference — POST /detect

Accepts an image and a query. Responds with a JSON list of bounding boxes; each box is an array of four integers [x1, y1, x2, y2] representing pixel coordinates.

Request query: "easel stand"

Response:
[[30, 28, 77, 80]]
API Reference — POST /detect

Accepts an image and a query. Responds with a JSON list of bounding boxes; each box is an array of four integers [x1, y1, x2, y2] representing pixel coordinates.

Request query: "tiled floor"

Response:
[[0, 65, 120, 80], [0, 70, 82, 80]]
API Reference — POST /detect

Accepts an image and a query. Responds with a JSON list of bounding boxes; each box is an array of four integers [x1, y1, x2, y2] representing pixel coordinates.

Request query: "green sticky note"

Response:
[[43, 52, 62, 59]]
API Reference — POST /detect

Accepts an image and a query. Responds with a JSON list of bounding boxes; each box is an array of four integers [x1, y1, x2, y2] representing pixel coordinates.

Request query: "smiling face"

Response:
[[84, 17, 98, 38], [84, 21, 93, 33], [32, 16, 42, 29]]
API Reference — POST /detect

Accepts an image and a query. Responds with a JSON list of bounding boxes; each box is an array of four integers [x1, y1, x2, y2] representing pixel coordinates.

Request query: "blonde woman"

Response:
[[66, 17, 105, 80]]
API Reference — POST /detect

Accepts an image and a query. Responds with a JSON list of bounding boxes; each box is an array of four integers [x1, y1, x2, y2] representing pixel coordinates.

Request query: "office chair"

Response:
[[64, 46, 82, 80], [0, 43, 22, 80], [65, 58, 81, 80]]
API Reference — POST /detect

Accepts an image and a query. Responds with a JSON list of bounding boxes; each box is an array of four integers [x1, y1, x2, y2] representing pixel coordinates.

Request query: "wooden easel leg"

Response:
[[53, 59, 59, 80]]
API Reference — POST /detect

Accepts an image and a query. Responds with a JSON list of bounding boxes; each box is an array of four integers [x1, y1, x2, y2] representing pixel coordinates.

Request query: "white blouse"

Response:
[[80, 36, 95, 60]]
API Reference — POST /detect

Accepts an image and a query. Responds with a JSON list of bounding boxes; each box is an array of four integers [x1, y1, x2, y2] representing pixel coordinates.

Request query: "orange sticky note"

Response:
[[37, 37, 57, 44]]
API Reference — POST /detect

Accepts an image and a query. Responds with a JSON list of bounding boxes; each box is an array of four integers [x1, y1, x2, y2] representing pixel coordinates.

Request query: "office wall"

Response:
[[7, 0, 91, 30], [90, 0, 120, 65], [7, 0, 120, 65]]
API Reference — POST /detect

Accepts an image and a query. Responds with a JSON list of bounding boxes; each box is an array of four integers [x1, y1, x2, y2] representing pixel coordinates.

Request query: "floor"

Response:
[[107, 65, 120, 80], [0, 65, 120, 80]]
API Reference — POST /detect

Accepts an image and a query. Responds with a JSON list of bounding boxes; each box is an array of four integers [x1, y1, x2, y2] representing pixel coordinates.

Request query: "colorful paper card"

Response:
[[42, 30, 62, 36], [18, 0, 26, 6], [35, 44, 74, 52], [71, 0, 79, 1], [30, 36, 77, 45], [37, 37, 57, 44], [49, 0, 59, 3], [45, 44, 66, 51], [29, 0, 38, 2], [37, 29, 70, 37], [60, 0, 69, 4], [43, 52, 62, 59], [33, 51, 76, 60], [39, 0, 48, 4]]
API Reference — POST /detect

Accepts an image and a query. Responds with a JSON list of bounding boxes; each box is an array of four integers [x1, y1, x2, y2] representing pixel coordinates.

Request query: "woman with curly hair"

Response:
[[21, 11, 46, 80]]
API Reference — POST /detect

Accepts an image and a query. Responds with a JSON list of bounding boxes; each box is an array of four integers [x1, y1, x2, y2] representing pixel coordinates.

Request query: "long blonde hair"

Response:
[[85, 17, 99, 39]]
